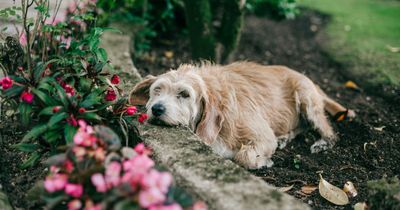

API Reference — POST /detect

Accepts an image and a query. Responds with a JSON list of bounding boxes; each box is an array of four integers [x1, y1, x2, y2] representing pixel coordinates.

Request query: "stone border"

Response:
[[141, 126, 310, 210]]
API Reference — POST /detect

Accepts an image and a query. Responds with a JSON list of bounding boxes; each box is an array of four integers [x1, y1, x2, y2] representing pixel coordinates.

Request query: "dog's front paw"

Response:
[[310, 139, 333, 153]]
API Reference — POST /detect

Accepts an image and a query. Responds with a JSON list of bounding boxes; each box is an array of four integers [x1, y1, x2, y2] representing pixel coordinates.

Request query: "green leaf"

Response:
[[3, 85, 24, 97], [31, 88, 58, 106], [20, 152, 41, 169], [19, 103, 32, 126], [64, 125, 77, 144], [22, 124, 48, 142], [114, 200, 139, 210], [38, 106, 59, 116], [96, 48, 108, 63], [13, 143, 39, 152], [33, 62, 45, 83], [48, 112, 68, 127], [80, 90, 102, 108], [53, 83, 69, 107], [43, 129, 62, 144], [81, 112, 102, 121]]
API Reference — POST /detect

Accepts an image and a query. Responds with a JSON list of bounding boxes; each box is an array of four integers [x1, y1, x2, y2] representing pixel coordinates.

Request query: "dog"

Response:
[[129, 62, 354, 169]]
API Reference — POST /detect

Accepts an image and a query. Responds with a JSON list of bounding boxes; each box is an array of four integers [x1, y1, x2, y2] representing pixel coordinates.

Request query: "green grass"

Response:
[[299, 0, 400, 86]]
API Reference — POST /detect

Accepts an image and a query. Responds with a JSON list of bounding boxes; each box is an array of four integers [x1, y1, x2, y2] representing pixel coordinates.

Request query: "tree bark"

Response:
[[182, 0, 216, 61]]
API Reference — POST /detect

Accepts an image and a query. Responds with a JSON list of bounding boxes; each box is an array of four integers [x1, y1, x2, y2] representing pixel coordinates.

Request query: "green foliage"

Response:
[[367, 177, 400, 209], [246, 0, 299, 19], [96, 0, 186, 54], [0, 0, 142, 168]]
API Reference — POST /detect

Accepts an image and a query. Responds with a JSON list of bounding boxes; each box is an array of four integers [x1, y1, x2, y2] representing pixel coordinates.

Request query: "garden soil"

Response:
[[1, 10, 399, 210]]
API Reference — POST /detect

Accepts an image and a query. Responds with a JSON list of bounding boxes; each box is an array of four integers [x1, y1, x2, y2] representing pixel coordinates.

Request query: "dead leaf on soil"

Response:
[[278, 184, 294, 192], [164, 51, 174, 59], [344, 81, 359, 90], [353, 202, 368, 210], [386, 45, 400, 53], [301, 185, 318, 194], [318, 174, 349, 205], [373, 126, 385, 132]]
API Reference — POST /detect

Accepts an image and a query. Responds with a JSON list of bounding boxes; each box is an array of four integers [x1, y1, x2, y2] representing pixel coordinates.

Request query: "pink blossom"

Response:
[[157, 172, 173, 193], [64, 84, 75, 97], [44, 174, 68, 192], [126, 106, 137, 115], [111, 75, 120, 84], [65, 183, 83, 198], [20, 91, 34, 103], [149, 204, 183, 210], [0, 77, 13, 90], [64, 160, 74, 173], [72, 146, 86, 160], [138, 113, 148, 123], [123, 154, 154, 172], [105, 161, 121, 187], [134, 143, 151, 155], [91, 173, 107, 192], [139, 188, 166, 208], [93, 147, 105, 161], [192, 201, 208, 210], [120, 171, 142, 190], [105, 89, 117, 101], [68, 2, 77, 13], [19, 31, 27, 47], [68, 199, 82, 210], [74, 126, 97, 147], [141, 170, 172, 193]]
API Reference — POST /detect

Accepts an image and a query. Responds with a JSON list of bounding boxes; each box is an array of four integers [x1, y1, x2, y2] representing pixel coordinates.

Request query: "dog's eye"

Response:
[[177, 90, 190, 99]]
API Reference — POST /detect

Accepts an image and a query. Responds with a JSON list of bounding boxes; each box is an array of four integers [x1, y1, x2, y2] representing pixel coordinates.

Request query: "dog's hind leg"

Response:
[[296, 80, 338, 153]]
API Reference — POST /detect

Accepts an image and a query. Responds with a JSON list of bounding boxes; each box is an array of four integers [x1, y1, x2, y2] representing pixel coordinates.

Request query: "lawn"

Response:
[[299, 0, 400, 87]]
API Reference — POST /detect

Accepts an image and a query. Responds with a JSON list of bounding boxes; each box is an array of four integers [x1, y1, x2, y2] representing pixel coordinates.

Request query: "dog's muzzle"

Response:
[[151, 103, 165, 117]]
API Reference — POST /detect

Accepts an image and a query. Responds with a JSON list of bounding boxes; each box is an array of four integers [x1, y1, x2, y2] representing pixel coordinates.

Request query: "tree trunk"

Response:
[[218, 0, 245, 63], [182, 0, 216, 61]]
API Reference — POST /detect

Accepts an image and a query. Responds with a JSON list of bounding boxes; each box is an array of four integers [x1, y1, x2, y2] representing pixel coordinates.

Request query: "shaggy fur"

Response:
[[129, 62, 354, 169]]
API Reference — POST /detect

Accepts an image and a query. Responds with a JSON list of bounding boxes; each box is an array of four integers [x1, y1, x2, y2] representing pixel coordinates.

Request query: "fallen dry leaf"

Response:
[[373, 126, 385, 132], [354, 202, 368, 210], [278, 184, 294, 192], [319, 174, 349, 205], [387, 45, 400, 53], [301, 185, 318, 194], [164, 51, 174, 59], [344, 81, 359, 90]]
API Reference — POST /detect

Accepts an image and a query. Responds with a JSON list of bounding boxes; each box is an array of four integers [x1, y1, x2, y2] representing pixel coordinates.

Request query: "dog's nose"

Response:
[[151, 103, 165, 117]]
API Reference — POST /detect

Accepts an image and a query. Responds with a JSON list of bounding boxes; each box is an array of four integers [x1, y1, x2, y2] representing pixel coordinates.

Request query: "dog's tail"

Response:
[[316, 85, 356, 120]]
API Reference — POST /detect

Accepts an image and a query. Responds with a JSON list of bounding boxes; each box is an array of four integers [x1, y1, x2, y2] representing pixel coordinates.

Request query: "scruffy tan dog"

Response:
[[129, 62, 354, 169]]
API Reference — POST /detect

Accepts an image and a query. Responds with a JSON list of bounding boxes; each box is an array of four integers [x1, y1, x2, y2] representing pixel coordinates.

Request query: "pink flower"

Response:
[[93, 147, 105, 161], [0, 77, 13, 90], [68, 199, 82, 210], [139, 188, 166, 208], [20, 91, 34, 103], [105, 161, 121, 187], [138, 113, 148, 123], [44, 174, 68, 192], [111, 75, 120, 84], [64, 84, 75, 97], [157, 172, 173, 193], [105, 89, 117, 101], [149, 204, 183, 210], [52, 106, 61, 113], [64, 160, 74, 173], [19, 31, 27, 47], [72, 146, 86, 160], [67, 114, 78, 126], [65, 183, 83, 198], [126, 106, 137, 115], [134, 143, 151, 155], [74, 131, 97, 147], [123, 154, 154, 172], [91, 173, 107, 192], [192, 201, 208, 210], [141, 170, 172, 193]]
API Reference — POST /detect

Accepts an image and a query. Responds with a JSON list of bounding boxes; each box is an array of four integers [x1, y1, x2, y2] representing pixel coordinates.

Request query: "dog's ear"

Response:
[[129, 75, 156, 105], [195, 94, 224, 145]]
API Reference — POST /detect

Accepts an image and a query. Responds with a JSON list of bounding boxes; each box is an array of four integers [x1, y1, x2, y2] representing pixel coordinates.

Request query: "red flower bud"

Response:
[[105, 89, 117, 101], [111, 75, 120, 85], [138, 113, 148, 123], [126, 106, 137, 115], [20, 91, 34, 103], [53, 106, 61, 113], [64, 84, 75, 97], [0, 77, 13, 90], [78, 108, 86, 113], [67, 114, 78, 126]]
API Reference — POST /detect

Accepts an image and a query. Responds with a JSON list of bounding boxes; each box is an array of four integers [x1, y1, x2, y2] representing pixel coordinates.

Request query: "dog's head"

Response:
[[129, 64, 223, 144]]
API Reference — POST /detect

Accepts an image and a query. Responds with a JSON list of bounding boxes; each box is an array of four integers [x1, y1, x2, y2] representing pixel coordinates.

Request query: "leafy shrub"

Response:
[[0, 0, 144, 168], [246, 0, 299, 19], [39, 121, 206, 210], [96, 0, 186, 54]]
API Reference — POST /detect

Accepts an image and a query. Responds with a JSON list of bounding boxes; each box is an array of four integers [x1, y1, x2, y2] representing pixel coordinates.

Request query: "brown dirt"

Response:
[[134, 10, 400, 210]]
